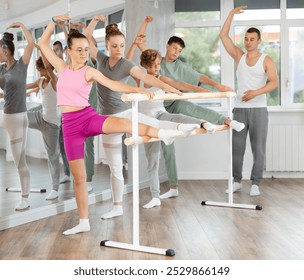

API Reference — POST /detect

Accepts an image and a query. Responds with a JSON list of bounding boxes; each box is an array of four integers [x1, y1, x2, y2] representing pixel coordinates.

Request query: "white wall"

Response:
[[175, 110, 304, 180]]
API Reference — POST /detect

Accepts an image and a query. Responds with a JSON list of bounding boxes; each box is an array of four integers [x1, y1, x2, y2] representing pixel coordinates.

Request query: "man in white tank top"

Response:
[[220, 6, 278, 196]]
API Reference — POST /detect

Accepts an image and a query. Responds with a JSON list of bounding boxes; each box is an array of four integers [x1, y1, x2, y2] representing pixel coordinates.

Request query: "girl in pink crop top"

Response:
[[38, 15, 183, 236], [57, 65, 91, 107]]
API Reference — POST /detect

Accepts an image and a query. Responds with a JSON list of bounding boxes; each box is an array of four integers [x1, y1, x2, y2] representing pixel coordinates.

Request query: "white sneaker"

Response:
[[87, 183, 93, 193], [60, 175, 71, 184], [45, 190, 58, 200], [225, 182, 242, 194], [250, 185, 261, 196], [15, 199, 30, 211]]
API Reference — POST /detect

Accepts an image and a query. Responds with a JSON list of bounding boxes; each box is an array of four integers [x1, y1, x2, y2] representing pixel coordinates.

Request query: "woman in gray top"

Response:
[[0, 23, 34, 210], [85, 16, 189, 219]]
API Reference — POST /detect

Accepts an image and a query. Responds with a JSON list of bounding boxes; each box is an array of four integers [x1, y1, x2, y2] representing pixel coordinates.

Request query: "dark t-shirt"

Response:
[[0, 57, 28, 114], [96, 51, 136, 115]]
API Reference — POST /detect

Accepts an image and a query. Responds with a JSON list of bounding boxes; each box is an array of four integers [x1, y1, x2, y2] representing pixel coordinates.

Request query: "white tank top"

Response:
[[138, 80, 166, 118], [39, 77, 60, 126], [235, 53, 268, 108]]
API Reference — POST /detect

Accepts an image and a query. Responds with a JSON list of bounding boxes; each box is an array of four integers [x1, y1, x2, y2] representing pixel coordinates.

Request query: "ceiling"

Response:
[[0, 0, 62, 20]]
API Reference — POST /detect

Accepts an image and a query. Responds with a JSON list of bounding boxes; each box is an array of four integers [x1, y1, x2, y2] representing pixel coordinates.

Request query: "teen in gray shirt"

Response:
[[85, 16, 183, 219], [0, 23, 34, 210]]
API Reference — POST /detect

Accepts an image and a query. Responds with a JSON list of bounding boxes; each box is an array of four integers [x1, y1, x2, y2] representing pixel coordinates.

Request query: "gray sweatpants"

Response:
[[27, 111, 60, 191], [232, 107, 268, 186], [144, 141, 161, 198], [144, 111, 202, 197]]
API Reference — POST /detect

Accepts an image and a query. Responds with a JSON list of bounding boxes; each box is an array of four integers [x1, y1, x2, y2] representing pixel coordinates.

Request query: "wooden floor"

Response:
[[1, 159, 304, 260]]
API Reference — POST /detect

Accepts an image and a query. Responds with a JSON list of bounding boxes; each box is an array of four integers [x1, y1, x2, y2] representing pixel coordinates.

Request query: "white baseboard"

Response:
[[179, 171, 304, 180], [264, 171, 304, 178]]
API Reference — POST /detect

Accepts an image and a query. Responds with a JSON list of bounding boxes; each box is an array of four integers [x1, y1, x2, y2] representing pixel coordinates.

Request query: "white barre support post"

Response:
[[67, 0, 71, 30], [101, 92, 262, 256], [201, 95, 262, 211], [100, 98, 175, 256]]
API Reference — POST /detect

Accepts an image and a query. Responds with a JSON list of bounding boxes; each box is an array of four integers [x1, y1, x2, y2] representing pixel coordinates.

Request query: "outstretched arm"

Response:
[[130, 66, 181, 94], [26, 80, 39, 90], [160, 75, 211, 92], [219, 6, 246, 62], [38, 16, 68, 75], [85, 67, 154, 98], [199, 75, 234, 92], [7, 22, 34, 64], [125, 16, 153, 60], [26, 79, 40, 97], [26, 87, 39, 96], [84, 15, 107, 60]]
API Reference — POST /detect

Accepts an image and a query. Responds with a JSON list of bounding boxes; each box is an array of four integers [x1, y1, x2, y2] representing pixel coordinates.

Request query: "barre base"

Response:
[[100, 240, 175, 256], [201, 200, 262, 210], [6, 187, 47, 193]]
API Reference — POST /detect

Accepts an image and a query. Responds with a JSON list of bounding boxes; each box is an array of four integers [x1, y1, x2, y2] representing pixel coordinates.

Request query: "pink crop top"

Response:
[[57, 65, 91, 107]]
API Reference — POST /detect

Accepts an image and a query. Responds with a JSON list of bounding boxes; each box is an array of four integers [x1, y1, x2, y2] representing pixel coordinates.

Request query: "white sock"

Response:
[[178, 123, 200, 137], [100, 205, 123, 219], [45, 190, 58, 200], [158, 129, 183, 145], [159, 188, 179, 199], [63, 219, 90, 235], [143, 197, 161, 209], [202, 122, 216, 134], [230, 120, 245, 132]]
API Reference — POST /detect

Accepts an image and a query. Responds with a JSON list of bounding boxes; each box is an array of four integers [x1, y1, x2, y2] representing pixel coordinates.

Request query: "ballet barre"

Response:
[[100, 92, 261, 257], [121, 91, 236, 102]]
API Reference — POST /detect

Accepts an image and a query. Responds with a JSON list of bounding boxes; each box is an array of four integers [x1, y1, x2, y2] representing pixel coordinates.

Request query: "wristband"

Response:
[[52, 17, 56, 23]]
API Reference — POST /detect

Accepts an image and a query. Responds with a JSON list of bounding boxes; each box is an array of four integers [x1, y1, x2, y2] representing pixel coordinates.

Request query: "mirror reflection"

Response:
[[0, 1, 130, 230]]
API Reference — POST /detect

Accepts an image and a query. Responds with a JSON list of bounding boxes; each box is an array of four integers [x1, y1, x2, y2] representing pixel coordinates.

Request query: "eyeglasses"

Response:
[[70, 48, 90, 55]]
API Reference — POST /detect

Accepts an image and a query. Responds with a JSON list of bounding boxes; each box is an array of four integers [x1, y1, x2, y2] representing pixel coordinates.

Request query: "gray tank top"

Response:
[[0, 57, 28, 114], [96, 51, 136, 115]]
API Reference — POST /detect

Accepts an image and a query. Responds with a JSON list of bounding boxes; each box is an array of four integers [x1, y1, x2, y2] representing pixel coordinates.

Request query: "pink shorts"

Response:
[[62, 106, 108, 161]]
